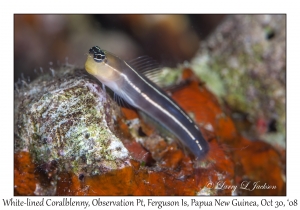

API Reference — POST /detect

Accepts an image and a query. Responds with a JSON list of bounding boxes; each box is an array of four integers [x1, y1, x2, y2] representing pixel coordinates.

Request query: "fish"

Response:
[[85, 46, 209, 160]]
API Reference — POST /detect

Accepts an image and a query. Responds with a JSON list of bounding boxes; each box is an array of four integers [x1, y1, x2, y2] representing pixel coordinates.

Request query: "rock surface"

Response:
[[191, 15, 286, 146]]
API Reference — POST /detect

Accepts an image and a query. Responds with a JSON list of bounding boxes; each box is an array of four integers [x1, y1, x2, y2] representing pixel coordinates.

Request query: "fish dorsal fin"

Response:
[[127, 56, 163, 85], [128, 56, 161, 74], [127, 56, 190, 93], [162, 79, 191, 93]]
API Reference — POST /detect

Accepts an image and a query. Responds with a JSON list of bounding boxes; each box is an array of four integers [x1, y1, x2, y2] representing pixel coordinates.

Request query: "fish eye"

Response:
[[94, 53, 106, 63], [89, 46, 106, 63]]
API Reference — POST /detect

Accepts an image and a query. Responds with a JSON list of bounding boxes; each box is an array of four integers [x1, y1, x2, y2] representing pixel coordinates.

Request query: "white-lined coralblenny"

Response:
[[85, 46, 209, 160]]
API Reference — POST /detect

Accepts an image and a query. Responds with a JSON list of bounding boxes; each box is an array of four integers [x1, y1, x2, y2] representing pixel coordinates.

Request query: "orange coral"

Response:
[[14, 152, 38, 195]]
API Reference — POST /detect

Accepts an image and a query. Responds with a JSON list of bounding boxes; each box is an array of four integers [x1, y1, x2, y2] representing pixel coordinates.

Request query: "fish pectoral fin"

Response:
[[113, 92, 135, 109]]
